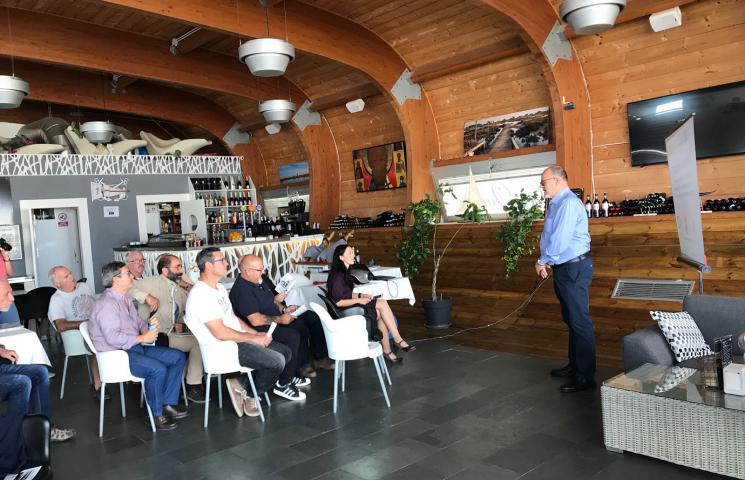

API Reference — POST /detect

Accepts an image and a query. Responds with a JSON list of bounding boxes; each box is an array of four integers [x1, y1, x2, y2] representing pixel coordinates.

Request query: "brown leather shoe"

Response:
[[313, 357, 335, 370], [299, 366, 317, 378], [163, 404, 189, 419], [152, 415, 177, 431]]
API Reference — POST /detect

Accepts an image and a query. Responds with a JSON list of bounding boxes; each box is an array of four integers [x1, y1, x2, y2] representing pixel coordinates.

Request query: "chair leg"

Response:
[[182, 376, 188, 407], [60, 355, 69, 399], [217, 374, 223, 409], [142, 386, 156, 433], [246, 371, 265, 423], [99, 382, 106, 437], [341, 360, 346, 392], [85, 356, 93, 385], [120, 383, 127, 417], [140, 387, 144, 407], [204, 375, 211, 428], [372, 356, 391, 408], [264, 392, 271, 407], [379, 356, 392, 386], [333, 359, 340, 413]]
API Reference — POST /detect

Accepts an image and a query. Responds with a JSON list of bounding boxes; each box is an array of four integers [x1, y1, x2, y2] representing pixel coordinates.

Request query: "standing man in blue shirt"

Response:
[[536, 165, 596, 393]]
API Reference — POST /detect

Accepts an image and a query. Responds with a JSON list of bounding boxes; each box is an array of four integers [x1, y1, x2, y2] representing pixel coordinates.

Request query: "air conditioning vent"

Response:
[[611, 279, 694, 302]]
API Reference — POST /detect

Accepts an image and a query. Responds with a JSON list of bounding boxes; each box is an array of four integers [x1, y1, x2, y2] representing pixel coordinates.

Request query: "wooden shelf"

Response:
[[433, 144, 555, 168]]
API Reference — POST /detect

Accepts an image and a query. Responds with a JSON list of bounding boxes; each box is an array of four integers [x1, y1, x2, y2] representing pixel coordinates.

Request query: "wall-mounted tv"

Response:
[[627, 80, 745, 167]]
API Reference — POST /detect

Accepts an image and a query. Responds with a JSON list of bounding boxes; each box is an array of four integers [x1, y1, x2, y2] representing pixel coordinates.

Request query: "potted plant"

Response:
[[397, 187, 487, 328], [496, 190, 544, 277]]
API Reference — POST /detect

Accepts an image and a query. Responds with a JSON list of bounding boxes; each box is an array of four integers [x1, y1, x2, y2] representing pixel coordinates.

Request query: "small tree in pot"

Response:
[[397, 187, 487, 328]]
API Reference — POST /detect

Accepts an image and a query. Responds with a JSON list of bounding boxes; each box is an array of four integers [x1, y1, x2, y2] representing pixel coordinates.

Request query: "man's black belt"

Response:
[[554, 252, 590, 269]]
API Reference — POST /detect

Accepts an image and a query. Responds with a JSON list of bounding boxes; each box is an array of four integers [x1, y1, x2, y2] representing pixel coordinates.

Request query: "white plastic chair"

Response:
[[184, 314, 270, 426], [48, 319, 92, 399], [309, 303, 391, 413], [79, 322, 156, 437]]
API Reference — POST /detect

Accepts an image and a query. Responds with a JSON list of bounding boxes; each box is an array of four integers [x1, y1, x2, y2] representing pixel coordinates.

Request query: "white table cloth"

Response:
[[0, 327, 51, 366], [353, 278, 416, 306]]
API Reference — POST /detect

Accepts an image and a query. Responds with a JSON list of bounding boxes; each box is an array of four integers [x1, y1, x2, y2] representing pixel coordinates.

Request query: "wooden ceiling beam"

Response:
[[309, 83, 380, 112], [173, 28, 223, 55], [616, 0, 696, 25], [410, 37, 529, 83]]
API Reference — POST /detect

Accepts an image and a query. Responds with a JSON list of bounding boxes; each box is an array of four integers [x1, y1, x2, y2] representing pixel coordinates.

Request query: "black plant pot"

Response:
[[422, 297, 452, 329]]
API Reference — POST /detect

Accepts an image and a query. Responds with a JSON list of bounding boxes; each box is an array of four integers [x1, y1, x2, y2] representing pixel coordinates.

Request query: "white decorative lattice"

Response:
[[0, 154, 241, 176], [113, 235, 323, 285]]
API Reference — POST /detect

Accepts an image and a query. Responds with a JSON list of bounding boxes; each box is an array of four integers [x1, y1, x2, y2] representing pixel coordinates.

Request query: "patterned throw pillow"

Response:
[[650, 310, 713, 362]]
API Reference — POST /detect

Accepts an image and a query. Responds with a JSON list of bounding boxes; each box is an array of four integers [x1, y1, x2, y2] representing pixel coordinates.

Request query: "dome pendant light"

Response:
[[238, 0, 295, 77], [259, 99, 296, 124], [81, 75, 116, 144], [1, 8, 29, 109], [560, 0, 626, 35]]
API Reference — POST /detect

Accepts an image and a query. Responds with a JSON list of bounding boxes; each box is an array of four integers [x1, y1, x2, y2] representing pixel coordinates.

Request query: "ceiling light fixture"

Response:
[[559, 0, 626, 36], [0, 7, 29, 109], [238, 1, 295, 77], [81, 74, 116, 143]]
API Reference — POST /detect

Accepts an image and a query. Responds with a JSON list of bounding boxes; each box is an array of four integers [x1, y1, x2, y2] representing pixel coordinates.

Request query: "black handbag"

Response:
[[155, 332, 170, 348]]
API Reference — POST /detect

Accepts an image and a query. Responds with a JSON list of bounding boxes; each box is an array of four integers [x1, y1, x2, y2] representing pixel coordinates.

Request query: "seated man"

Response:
[[126, 250, 160, 312], [302, 235, 329, 261], [133, 255, 205, 403], [231, 255, 332, 381], [47, 265, 108, 400], [317, 230, 354, 263], [185, 248, 296, 419], [0, 280, 75, 476], [88, 262, 187, 431]]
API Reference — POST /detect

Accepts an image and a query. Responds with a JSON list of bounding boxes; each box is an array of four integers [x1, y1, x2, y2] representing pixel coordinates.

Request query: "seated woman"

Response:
[[326, 244, 415, 363]]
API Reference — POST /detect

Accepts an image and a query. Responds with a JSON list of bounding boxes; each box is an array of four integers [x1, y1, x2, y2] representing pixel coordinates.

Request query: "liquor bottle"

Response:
[[196, 178, 203, 191], [601, 192, 609, 217], [230, 176, 236, 190], [354, 247, 361, 264], [585, 195, 592, 219], [593, 193, 600, 218]]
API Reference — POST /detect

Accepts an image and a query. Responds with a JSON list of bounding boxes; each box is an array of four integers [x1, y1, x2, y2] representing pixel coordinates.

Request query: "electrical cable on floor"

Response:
[[408, 273, 551, 344]]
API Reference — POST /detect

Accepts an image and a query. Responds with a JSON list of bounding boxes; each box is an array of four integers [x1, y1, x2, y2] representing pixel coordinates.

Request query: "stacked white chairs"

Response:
[[184, 314, 270, 426], [79, 322, 156, 437], [309, 303, 391, 413]]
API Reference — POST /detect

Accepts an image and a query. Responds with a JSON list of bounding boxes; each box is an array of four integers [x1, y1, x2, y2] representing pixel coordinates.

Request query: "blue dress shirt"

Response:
[[538, 187, 591, 266]]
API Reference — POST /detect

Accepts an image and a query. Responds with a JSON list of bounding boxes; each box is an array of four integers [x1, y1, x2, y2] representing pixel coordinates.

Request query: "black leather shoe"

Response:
[[152, 415, 177, 430], [559, 377, 596, 393], [163, 404, 189, 419], [91, 386, 111, 401], [550, 364, 575, 378]]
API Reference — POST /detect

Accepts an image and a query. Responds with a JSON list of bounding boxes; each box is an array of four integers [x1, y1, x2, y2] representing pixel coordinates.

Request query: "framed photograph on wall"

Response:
[[463, 107, 550, 157], [352, 141, 407, 192], [279, 161, 310, 184]]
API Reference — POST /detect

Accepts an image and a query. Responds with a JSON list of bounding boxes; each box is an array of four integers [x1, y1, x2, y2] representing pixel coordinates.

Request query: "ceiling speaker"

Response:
[[345, 98, 365, 113], [265, 123, 281, 135], [560, 0, 626, 35], [649, 7, 682, 32]]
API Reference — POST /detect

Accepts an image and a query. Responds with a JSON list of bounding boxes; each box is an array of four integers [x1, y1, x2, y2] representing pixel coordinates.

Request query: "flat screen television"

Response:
[[627, 80, 745, 167]]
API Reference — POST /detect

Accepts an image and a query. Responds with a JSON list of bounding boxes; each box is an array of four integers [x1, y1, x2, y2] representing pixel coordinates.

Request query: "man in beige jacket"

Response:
[[131, 254, 205, 402]]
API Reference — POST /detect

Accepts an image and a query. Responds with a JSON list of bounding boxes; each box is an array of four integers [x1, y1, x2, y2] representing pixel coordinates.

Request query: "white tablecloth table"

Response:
[[353, 278, 416, 306], [0, 327, 51, 366]]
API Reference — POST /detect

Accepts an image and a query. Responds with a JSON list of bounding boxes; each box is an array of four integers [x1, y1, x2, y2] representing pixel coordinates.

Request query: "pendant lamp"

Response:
[[560, 0, 626, 35], [259, 99, 296, 124], [0, 75, 29, 109], [239, 38, 295, 77], [80, 121, 116, 144]]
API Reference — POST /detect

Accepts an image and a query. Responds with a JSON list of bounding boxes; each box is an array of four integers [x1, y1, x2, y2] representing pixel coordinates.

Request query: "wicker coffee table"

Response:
[[602, 363, 745, 479]]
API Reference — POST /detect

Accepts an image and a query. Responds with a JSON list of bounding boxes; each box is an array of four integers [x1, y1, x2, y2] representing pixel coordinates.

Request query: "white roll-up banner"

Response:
[[665, 116, 708, 270]]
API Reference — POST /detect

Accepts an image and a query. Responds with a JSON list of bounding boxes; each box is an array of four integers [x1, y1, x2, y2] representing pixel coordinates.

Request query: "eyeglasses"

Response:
[[244, 267, 264, 273], [127, 258, 145, 264], [206, 257, 228, 264], [114, 270, 133, 278], [540, 177, 558, 187]]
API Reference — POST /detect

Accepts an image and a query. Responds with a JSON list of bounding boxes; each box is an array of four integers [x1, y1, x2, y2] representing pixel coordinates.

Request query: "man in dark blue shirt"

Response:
[[230, 255, 329, 400], [536, 165, 595, 393]]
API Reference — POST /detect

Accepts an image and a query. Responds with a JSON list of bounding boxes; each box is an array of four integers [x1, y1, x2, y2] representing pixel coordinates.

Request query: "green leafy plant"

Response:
[[397, 186, 488, 300], [496, 190, 545, 277]]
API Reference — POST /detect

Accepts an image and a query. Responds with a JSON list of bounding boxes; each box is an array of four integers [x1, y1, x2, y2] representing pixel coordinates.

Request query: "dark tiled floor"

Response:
[[43, 339, 727, 480]]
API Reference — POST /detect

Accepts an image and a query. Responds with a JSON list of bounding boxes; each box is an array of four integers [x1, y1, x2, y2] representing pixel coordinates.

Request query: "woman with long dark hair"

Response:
[[326, 244, 414, 363]]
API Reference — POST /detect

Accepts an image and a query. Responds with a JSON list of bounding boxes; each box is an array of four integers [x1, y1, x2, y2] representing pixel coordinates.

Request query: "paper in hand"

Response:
[[290, 305, 308, 317], [276, 273, 296, 293], [267, 322, 278, 337]]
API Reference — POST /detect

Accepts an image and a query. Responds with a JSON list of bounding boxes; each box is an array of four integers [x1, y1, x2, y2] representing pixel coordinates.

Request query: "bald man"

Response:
[[47, 265, 106, 400]]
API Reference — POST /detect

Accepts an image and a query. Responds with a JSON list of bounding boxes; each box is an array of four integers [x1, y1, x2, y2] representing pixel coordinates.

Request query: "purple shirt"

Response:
[[89, 288, 147, 352]]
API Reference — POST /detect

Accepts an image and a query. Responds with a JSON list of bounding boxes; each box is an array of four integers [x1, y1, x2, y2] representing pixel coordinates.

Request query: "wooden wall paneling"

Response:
[[250, 128, 308, 187], [349, 213, 745, 367]]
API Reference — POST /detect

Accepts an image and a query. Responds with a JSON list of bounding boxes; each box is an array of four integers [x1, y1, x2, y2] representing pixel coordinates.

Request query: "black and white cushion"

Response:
[[650, 310, 712, 362]]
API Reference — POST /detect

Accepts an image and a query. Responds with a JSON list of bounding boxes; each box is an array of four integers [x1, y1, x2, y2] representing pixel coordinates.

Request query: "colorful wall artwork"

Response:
[[352, 141, 407, 192]]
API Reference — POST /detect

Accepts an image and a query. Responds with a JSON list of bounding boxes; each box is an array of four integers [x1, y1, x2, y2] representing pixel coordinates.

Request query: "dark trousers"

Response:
[[236, 341, 290, 394], [268, 327, 300, 385], [286, 311, 327, 366], [552, 256, 596, 379], [0, 364, 50, 474], [127, 345, 186, 417]]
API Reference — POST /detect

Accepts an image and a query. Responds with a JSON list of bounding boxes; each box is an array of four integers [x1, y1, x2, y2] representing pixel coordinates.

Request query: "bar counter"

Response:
[[114, 234, 324, 283]]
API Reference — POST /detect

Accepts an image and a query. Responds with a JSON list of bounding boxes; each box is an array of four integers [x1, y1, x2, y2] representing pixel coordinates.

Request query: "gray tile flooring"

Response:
[[46, 339, 727, 479]]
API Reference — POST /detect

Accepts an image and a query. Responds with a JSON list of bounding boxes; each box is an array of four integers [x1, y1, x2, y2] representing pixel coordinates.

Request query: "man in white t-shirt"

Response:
[[48, 265, 107, 400], [185, 247, 292, 418]]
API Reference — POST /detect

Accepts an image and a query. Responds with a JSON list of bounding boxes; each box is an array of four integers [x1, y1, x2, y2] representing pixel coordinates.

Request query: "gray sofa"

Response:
[[623, 294, 745, 372]]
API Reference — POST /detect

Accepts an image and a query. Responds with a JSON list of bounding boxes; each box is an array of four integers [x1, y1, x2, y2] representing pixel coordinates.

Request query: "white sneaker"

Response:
[[273, 382, 306, 401], [50, 426, 76, 442], [226, 378, 246, 417], [291, 376, 311, 388]]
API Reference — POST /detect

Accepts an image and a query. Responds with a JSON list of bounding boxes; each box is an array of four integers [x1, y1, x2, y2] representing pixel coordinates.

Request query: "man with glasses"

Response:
[[89, 262, 187, 431], [133, 255, 205, 402], [536, 165, 596, 393], [185, 248, 292, 418], [126, 251, 160, 313]]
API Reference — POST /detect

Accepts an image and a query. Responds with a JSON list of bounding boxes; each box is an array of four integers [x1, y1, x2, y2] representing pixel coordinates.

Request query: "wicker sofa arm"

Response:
[[623, 324, 675, 373]]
